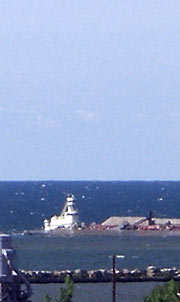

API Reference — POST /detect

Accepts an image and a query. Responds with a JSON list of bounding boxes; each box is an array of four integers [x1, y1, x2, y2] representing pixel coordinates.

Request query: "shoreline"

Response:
[[17, 228, 180, 237], [17, 215, 180, 236]]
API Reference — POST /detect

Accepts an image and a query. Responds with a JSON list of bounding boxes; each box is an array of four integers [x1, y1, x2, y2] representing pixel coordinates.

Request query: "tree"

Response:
[[59, 276, 74, 302], [144, 280, 180, 302], [45, 276, 74, 302], [45, 294, 52, 302]]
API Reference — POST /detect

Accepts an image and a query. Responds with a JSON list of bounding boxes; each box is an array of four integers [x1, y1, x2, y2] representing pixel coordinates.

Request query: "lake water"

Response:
[[13, 231, 180, 302], [1, 180, 180, 301]]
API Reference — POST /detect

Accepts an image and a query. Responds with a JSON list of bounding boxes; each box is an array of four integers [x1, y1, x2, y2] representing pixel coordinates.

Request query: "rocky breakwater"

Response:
[[20, 266, 180, 284]]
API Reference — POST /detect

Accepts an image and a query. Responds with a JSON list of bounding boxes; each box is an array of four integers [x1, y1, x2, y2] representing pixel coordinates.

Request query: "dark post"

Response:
[[112, 255, 116, 302]]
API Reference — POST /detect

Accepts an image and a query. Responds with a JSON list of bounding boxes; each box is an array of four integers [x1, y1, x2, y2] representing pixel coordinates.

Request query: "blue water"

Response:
[[14, 232, 180, 271], [0, 180, 180, 232], [12, 231, 180, 302], [1, 181, 180, 301]]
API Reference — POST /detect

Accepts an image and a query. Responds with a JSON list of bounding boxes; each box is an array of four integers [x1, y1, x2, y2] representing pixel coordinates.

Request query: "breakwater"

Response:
[[20, 266, 180, 283]]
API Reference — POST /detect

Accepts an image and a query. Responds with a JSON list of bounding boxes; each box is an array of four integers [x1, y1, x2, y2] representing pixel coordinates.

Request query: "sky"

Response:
[[0, 1, 180, 181]]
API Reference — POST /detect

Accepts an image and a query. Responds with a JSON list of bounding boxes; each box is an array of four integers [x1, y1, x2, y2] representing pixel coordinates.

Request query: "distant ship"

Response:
[[44, 194, 79, 231]]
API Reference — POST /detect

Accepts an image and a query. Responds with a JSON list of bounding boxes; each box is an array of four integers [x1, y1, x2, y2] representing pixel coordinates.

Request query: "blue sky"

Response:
[[0, 1, 180, 180]]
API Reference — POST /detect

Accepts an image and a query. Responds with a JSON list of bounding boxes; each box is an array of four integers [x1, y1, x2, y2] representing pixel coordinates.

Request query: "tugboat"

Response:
[[44, 194, 79, 231]]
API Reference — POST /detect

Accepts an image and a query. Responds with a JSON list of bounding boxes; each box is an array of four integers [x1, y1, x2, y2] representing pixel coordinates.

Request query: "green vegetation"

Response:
[[45, 294, 52, 302], [144, 280, 180, 302], [59, 276, 74, 302], [45, 276, 74, 302]]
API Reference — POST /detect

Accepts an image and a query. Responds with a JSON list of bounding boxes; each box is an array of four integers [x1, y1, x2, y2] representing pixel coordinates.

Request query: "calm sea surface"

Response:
[[14, 232, 180, 271], [1, 181, 180, 301], [14, 232, 180, 302], [32, 282, 163, 302]]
